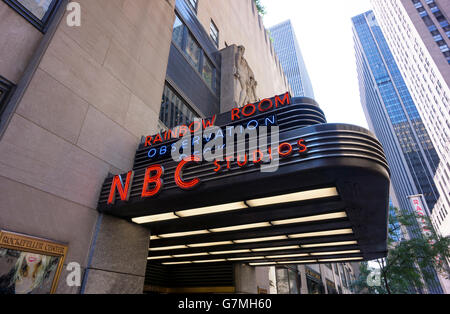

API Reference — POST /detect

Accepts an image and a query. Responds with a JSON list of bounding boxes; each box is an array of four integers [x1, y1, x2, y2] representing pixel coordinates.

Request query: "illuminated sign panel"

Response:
[[97, 93, 391, 264]]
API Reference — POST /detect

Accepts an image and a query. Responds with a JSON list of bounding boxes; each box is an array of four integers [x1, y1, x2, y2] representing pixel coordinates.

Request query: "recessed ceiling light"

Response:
[[301, 241, 358, 248], [266, 253, 310, 259], [249, 262, 277, 266], [158, 230, 210, 238], [271, 212, 347, 225], [149, 245, 188, 251], [210, 249, 251, 255], [251, 246, 300, 252], [187, 241, 234, 248], [192, 259, 227, 263], [176, 202, 248, 217], [133, 212, 178, 224], [276, 260, 317, 264], [318, 257, 363, 262], [234, 235, 288, 244], [147, 256, 172, 260], [210, 222, 271, 233], [246, 187, 338, 207], [227, 257, 265, 261], [288, 229, 353, 239], [311, 250, 361, 256], [162, 261, 192, 265], [172, 253, 209, 258]]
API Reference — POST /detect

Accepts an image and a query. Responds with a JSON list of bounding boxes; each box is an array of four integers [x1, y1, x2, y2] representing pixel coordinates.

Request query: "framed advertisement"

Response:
[[0, 230, 68, 294]]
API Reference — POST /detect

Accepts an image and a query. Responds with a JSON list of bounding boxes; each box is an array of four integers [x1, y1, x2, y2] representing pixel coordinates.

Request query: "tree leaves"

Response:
[[353, 207, 450, 294], [253, 0, 266, 16]]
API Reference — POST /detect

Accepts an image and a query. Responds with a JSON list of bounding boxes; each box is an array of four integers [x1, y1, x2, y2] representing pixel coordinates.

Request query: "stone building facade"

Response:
[[0, 0, 294, 293]]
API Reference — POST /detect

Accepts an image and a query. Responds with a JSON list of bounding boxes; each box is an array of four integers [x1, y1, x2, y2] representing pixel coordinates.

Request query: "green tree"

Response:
[[352, 262, 386, 294], [352, 207, 450, 294], [253, 0, 266, 16]]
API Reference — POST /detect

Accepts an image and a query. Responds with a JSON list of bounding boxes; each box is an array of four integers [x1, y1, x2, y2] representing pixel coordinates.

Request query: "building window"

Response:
[[0, 76, 14, 123], [210, 20, 219, 47], [275, 267, 300, 294], [185, 32, 202, 71], [3, 0, 61, 32], [275, 267, 289, 294], [306, 267, 324, 294], [202, 54, 214, 91], [159, 83, 199, 130], [172, 15, 185, 48], [171, 14, 218, 95], [307, 277, 324, 294], [186, 0, 198, 13]]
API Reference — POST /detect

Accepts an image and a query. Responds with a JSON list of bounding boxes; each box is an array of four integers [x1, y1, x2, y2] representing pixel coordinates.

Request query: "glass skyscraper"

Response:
[[352, 11, 443, 293], [269, 20, 315, 98], [371, 0, 450, 239]]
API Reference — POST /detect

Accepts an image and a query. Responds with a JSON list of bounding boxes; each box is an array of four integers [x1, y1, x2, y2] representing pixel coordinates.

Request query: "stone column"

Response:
[[234, 264, 258, 294], [219, 45, 259, 113], [81, 214, 150, 294], [319, 264, 329, 294], [298, 265, 309, 294], [220, 45, 240, 113]]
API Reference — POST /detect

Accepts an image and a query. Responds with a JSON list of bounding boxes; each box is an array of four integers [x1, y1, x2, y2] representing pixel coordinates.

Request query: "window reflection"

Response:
[[275, 267, 300, 294], [210, 20, 219, 46], [172, 15, 184, 48], [185, 34, 201, 70], [0, 76, 14, 119], [202, 55, 214, 90], [159, 84, 199, 130], [17, 0, 54, 20], [170, 14, 218, 94]]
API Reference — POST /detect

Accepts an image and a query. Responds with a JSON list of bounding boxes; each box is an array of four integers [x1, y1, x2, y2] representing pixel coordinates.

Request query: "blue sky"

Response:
[[261, 0, 373, 128]]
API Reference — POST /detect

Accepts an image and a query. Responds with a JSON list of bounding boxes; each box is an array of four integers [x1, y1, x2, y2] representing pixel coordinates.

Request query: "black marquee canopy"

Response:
[[97, 93, 390, 267]]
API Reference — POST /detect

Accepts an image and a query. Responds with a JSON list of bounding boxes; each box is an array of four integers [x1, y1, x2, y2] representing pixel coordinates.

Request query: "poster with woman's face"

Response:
[[0, 231, 67, 294]]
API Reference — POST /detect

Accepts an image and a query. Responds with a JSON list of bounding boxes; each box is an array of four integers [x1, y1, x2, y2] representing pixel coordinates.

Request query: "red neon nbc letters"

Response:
[[141, 165, 164, 198], [107, 171, 134, 204], [175, 156, 201, 190], [107, 136, 308, 204]]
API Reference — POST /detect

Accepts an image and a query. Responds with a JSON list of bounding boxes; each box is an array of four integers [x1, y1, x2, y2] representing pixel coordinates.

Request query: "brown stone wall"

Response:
[[401, 0, 450, 87], [0, 0, 291, 294], [196, 0, 291, 100], [0, 0, 175, 293], [0, 1, 42, 83]]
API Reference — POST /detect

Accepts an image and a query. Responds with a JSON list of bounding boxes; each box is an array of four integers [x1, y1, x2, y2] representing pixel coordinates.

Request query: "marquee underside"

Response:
[[97, 97, 390, 266]]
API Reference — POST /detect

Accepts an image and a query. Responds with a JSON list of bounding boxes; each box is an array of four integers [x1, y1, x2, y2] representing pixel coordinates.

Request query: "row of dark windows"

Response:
[[0, 76, 14, 124], [3, 0, 61, 33], [0, 0, 58, 132], [411, 0, 450, 64], [172, 14, 219, 95], [186, 0, 198, 13], [184, 0, 220, 47], [159, 83, 200, 130], [5, 0, 220, 47]]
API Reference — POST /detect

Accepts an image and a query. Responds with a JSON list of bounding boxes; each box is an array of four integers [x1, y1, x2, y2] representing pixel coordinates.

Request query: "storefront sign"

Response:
[[408, 195, 433, 238], [326, 279, 335, 288], [105, 92, 308, 205], [305, 267, 321, 282], [96, 93, 391, 264], [0, 230, 67, 294], [107, 137, 308, 204], [143, 92, 291, 148]]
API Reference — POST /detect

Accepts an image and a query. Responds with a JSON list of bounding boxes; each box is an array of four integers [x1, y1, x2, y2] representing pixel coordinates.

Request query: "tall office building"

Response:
[[371, 0, 450, 237], [352, 11, 444, 293], [1, 0, 380, 295], [269, 20, 315, 98]]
